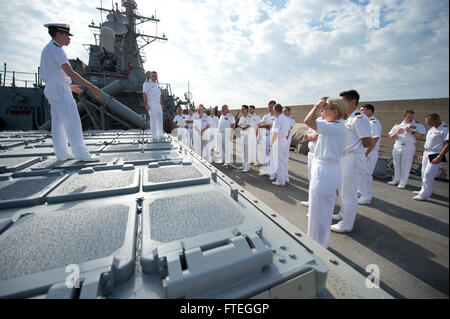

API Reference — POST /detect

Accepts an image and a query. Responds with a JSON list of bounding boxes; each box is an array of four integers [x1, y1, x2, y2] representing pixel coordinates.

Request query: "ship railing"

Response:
[[1, 70, 42, 88]]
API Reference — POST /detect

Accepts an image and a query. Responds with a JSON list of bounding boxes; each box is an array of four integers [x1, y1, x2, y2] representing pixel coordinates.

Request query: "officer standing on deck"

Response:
[[258, 100, 277, 176], [413, 114, 449, 201], [357, 104, 382, 205], [40, 23, 102, 162], [249, 105, 261, 166], [217, 104, 236, 166], [387, 109, 426, 189], [331, 90, 372, 233], [237, 105, 253, 173], [143, 71, 164, 141]]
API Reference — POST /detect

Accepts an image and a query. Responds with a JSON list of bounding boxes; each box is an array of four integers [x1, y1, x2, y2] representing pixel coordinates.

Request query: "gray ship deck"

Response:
[[212, 151, 449, 299]]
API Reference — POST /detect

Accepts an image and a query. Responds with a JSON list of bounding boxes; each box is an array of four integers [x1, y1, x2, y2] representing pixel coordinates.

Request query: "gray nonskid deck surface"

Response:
[[0, 176, 61, 200], [149, 192, 245, 243], [0, 130, 378, 299], [50, 169, 136, 195], [0, 205, 129, 281], [147, 165, 203, 183]]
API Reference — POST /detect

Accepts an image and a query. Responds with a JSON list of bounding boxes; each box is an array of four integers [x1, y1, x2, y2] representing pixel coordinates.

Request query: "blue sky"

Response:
[[0, 0, 448, 109]]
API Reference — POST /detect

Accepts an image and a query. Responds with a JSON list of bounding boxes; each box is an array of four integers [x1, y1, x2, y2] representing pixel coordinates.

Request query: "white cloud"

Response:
[[0, 0, 448, 108]]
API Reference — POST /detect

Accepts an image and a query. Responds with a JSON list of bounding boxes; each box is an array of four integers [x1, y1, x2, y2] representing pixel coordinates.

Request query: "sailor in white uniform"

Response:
[[413, 114, 449, 200], [40, 23, 102, 162], [217, 104, 235, 166], [209, 109, 219, 157], [172, 107, 188, 145], [357, 104, 382, 204], [304, 98, 347, 248], [185, 107, 199, 149], [301, 113, 324, 207], [284, 107, 296, 149], [258, 100, 277, 176], [143, 71, 164, 140], [270, 104, 291, 186], [249, 105, 261, 165], [196, 106, 211, 161], [237, 105, 253, 172], [331, 90, 372, 233], [387, 109, 426, 188]]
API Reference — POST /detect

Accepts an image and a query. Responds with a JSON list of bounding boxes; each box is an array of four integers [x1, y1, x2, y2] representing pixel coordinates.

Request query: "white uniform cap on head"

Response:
[[44, 23, 73, 36]]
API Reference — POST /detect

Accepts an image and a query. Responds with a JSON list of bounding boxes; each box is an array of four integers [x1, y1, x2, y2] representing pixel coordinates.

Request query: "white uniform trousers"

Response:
[[418, 151, 442, 198], [308, 159, 341, 248], [201, 129, 213, 162], [306, 151, 314, 202], [275, 137, 289, 184], [259, 134, 272, 175], [148, 104, 163, 140], [357, 151, 378, 201], [238, 133, 250, 171], [44, 82, 89, 159], [218, 130, 233, 164], [392, 142, 416, 186], [339, 152, 368, 229]]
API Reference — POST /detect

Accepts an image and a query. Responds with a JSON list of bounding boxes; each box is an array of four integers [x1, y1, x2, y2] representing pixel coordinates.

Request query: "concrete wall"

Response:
[[231, 98, 449, 179]]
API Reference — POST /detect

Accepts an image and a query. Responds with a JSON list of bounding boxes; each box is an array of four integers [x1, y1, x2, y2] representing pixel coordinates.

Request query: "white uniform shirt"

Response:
[[273, 114, 290, 138], [424, 123, 449, 154], [143, 80, 161, 105], [198, 113, 210, 130], [250, 113, 261, 131], [389, 120, 426, 144], [209, 115, 219, 129], [314, 119, 347, 164], [306, 117, 324, 153], [218, 113, 236, 133], [369, 116, 382, 153], [344, 110, 372, 153], [238, 115, 252, 135], [40, 40, 71, 85], [260, 113, 276, 135], [187, 113, 199, 130], [173, 114, 186, 128]]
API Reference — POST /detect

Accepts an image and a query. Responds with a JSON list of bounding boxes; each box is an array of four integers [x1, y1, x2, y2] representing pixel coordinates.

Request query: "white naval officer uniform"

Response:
[[333, 110, 371, 232], [217, 113, 235, 164], [198, 114, 211, 161], [187, 112, 199, 149], [143, 80, 163, 140], [250, 113, 261, 165], [416, 123, 449, 199], [287, 116, 295, 148], [272, 113, 291, 185], [40, 38, 91, 160], [357, 116, 382, 203], [209, 114, 219, 155], [388, 120, 426, 187], [308, 119, 346, 248], [259, 113, 276, 175], [172, 114, 189, 145], [237, 115, 254, 172]]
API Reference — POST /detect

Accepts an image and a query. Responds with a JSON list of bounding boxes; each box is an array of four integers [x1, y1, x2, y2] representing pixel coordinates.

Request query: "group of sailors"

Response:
[[171, 90, 449, 250], [303, 90, 448, 249], [172, 101, 296, 186]]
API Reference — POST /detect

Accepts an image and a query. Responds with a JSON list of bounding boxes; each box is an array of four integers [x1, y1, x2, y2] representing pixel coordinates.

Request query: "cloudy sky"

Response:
[[0, 0, 448, 109]]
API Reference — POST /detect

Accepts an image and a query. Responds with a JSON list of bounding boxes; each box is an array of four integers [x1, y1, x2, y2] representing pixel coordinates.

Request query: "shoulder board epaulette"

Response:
[[443, 123, 447, 127], [370, 118, 377, 122], [355, 112, 362, 118]]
